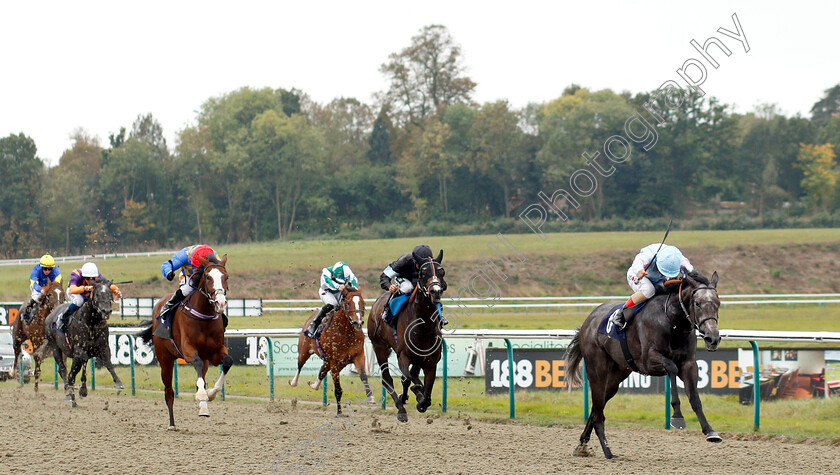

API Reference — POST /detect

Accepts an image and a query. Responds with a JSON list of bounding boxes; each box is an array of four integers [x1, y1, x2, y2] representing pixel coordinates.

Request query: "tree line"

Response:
[[1, 25, 839, 258]]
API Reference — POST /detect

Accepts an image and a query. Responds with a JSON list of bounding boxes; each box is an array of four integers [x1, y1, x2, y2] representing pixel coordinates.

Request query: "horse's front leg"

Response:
[[680, 360, 721, 442], [352, 352, 376, 405], [191, 355, 211, 417], [647, 353, 685, 429], [309, 361, 330, 390], [79, 362, 88, 398], [98, 340, 125, 390], [418, 362, 436, 413]]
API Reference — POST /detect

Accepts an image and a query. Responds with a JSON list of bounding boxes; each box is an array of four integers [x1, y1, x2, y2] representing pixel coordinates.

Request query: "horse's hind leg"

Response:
[[309, 362, 330, 390], [680, 360, 721, 442], [11, 327, 24, 383], [578, 358, 625, 459], [373, 343, 407, 422], [352, 352, 376, 404], [289, 342, 312, 387], [79, 362, 88, 398], [331, 368, 343, 415], [158, 352, 177, 430], [32, 353, 41, 392]]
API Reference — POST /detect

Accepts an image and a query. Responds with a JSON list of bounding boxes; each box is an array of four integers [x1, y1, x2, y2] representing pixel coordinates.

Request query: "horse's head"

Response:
[[90, 279, 115, 320], [418, 250, 446, 305], [39, 281, 64, 309], [680, 268, 720, 351], [339, 286, 365, 330], [198, 254, 228, 315]]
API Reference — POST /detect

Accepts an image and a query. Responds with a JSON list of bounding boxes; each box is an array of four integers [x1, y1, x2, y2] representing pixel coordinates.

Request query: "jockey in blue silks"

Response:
[[23, 254, 62, 323], [154, 244, 220, 339]]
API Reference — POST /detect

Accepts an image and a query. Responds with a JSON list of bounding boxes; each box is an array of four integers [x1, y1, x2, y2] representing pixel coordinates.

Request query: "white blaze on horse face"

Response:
[[207, 268, 227, 313], [352, 296, 362, 322]]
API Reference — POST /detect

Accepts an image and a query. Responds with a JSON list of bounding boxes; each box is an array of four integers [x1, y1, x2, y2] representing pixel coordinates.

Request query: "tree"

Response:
[[796, 143, 837, 210], [367, 107, 394, 164], [309, 97, 372, 168], [0, 133, 44, 257], [468, 101, 526, 217], [811, 84, 840, 128], [379, 25, 476, 126]]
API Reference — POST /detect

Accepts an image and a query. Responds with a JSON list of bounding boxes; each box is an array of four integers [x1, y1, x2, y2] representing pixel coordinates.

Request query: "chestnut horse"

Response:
[[367, 250, 446, 422], [138, 255, 231, 430], [289, 286, 376, 414], [11, 280, 64, 390]]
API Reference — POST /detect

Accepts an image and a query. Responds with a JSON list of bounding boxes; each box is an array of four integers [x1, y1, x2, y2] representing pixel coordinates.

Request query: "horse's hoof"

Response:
[[116, 382, 125, 390], [705, 431, 722, 443], [71, 400, 78, 408], [397, 412, 408, 423], [79, 387, 88, 398], [572, 444, 593, 457], [198, 400, 210, 417], [670, 417, 687, 429], [367, 396, 377, 405], [167, 426, 178, 431]]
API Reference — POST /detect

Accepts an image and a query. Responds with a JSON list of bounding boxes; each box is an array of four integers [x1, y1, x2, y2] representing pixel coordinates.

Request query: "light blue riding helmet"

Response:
[[655, 246, 684, 278]]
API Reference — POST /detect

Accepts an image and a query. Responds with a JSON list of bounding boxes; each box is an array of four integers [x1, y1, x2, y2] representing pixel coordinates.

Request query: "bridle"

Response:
[[338, 288, 364, 325], [675, 280, 720, 336], [418, 258, 444, 300], [197, 263, 227, 309]]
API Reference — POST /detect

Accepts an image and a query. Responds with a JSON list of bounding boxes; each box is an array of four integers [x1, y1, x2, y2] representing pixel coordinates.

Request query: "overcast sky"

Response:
[[2, 0, 837, 165]]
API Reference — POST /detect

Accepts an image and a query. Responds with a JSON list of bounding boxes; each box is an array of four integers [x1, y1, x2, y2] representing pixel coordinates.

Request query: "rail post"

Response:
[[19, 359, 24, 386], [129, 336, 136, 396], [381, 385, 386, 410], [442, 337, 447, 413], [54, 359, 58, 390], [504, 338, 514, 419], [267, 338, 275, 402], [664, 376, 671, 429], [90, 358, 96, 390], [750, 340, 760, 431], [583, 361, 589, 421], [322, 377, 328, 407]]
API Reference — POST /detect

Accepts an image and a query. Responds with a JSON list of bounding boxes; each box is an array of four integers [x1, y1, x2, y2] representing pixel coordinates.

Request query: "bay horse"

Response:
[[367, 250, 446, 422], [138, 254, 230, 430], [10, 280, 64, 391], [44, 279, 124, 404], [289, 286, 376, 414], [565, 269, 722, 459]]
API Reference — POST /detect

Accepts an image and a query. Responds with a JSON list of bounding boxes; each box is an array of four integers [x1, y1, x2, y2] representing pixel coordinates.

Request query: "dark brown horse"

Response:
[[11, 280, 64, 390], [138, 255, 231, 430], [367, 250, 446, 422], [289, 286, 376, 413], [565, 269, 722, 459]]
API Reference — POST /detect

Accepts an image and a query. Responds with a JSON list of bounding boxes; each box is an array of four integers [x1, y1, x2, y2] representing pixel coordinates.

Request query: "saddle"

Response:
[[310, 310, 335, 340]]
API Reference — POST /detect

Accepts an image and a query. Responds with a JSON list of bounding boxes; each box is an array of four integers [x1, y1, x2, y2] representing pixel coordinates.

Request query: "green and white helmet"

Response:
[[323, 262, 358, 291]]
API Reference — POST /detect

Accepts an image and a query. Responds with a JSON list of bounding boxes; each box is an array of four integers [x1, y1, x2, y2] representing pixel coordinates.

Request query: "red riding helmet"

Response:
[[190, 245, 217, 267]]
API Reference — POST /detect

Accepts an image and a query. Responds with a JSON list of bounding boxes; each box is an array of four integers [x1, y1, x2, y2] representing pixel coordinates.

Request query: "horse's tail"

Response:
[[136, 320, 154, 346], [565, 329, 583, 389]]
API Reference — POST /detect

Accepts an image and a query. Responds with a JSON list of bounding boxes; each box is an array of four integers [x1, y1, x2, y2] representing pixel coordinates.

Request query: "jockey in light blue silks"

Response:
[[154, 244, 220, 339], [609, 243, 693, 330], [304, 262, 359, 338], [23, 254, 62, 323]]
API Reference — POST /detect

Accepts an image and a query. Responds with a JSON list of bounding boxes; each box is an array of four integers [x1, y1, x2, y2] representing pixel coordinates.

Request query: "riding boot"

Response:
[[57, 303, 79, 333], [153, 290, 186, 339], [382, 300, 394, 325], [305, 304, 334, 338], [22, 299, 37, 324]]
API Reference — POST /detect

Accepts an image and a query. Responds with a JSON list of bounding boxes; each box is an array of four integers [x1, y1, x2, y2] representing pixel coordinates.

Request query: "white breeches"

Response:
[[319, 289, 339, 307], [67, 292, 85, 306], [31, 288, 41, 301], [627, 273, 656, 299], [179, 272, 196, 294], [397, 278, 414, 295]]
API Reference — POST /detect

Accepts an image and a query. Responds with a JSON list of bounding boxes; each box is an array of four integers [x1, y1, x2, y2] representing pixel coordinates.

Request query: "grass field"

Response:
[[2, 228, 839, 300]]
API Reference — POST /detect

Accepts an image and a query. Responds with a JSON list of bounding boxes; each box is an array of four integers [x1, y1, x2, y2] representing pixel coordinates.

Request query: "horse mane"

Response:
[[685, 270, 710, 285]]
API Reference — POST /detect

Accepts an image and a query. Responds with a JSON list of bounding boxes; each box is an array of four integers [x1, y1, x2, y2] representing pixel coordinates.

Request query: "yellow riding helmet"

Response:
[[40, 254, 56, 268]]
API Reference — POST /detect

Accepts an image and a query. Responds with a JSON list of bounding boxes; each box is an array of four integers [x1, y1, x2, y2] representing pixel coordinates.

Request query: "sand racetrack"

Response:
[[0, 386, 838, 474]]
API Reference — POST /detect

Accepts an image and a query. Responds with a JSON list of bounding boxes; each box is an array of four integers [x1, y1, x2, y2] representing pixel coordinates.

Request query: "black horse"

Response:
[[565, 269, 722, 459], [367, 250, 446, 422], [45, 279, 124, 404]]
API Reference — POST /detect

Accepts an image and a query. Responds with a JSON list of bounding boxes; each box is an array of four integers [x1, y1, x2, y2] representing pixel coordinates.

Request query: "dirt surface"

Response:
[[1, 387, 838, 474]]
